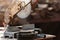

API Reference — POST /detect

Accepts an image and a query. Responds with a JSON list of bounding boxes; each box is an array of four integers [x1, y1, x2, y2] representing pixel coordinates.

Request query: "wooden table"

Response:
[[35, 34, 56, 40]]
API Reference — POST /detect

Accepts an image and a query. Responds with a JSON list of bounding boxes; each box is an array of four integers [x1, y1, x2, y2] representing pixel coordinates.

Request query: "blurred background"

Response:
[[0, 0, 60, 40]]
